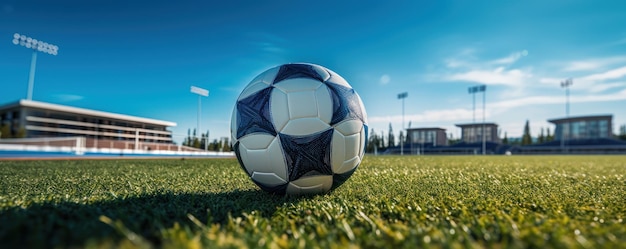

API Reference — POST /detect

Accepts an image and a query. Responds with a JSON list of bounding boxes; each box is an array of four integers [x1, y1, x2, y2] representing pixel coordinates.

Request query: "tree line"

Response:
[[181, 128, 231, 152]]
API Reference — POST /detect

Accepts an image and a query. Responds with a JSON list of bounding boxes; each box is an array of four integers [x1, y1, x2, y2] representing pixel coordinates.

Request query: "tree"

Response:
[[538, 127, 545, 144], [0, 124, 25, 138], [387, 123, 395, 147], [366, 128, 377, 153], [0, 124, 10, 138], [502, 132, 509, 145], [183, 128, 191, 146], [16, 127, 26, 138], [399, 131, 405, 147], [405, 132, 411, 145], [379, 131, 385, 150], [199, 132, 205, 150], [192, 129, 200, 148], [447, 133, 460, 145], [546, 127, 553, 142], [619, 124, 626, 141], [208, 139, 218, 151], [521, 120, 532, 145]]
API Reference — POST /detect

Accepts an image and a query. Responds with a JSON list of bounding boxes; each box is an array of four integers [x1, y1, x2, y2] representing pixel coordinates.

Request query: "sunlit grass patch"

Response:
[[0, 156, 624, 248]]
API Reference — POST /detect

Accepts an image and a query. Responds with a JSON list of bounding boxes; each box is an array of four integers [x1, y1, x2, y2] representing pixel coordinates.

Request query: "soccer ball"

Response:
[[231, 63, 368, 195]]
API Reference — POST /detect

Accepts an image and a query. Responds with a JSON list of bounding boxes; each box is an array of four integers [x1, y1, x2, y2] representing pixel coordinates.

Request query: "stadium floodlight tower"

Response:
[[560, 78, 573, 153], [397, 92, 408, 155], [191, 86, 209, 150], [12, 33, 59, 100], [468, 85, 487, 155]]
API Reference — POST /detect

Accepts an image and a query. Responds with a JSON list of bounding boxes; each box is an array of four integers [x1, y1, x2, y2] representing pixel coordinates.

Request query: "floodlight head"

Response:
[[560, 78, 573, 88], [469, 85, 486, 94], [191, 86, 209, 97], [12, 33, 59, 56]]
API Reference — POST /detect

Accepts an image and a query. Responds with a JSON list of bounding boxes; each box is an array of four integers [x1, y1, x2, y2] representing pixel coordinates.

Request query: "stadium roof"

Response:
[[0, 99, 177, 127], [406, 127, 446, 131], [455, 123, 498, 128], [548, 114, 612, 124]]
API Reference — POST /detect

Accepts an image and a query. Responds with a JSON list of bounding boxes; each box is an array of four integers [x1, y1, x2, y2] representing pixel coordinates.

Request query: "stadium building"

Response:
[[455, 123, 500, 144], [510, 114, 626, 154], [0, 99, 178, 150], [549, 114, 613, 140], [406, 127, 448, 146]]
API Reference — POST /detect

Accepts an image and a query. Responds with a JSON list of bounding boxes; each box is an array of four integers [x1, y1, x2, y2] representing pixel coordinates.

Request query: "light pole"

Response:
[[560, 78, 573, 153], [191, 86, 209, 150], [397, 92, 408, 155], [12, 33, 59, 100], [468, 85, 486, 154]]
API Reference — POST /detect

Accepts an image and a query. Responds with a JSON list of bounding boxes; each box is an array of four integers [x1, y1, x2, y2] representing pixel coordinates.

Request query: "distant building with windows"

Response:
[[456, 123, 500, 143], [0, 99, 177, 149], [549, 115, 613, 140], [406, 127, 448, 146]]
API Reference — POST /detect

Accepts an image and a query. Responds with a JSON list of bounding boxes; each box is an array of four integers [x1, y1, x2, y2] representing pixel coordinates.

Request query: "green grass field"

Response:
[[0, 156, 624, 248]]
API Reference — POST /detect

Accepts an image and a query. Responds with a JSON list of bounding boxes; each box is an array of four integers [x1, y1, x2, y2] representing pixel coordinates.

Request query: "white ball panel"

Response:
[[273, 78, 321, 93], [343, 133, 360, 161], [240, 136, 287, 182], [315, 85, 333, 124], [245, 149, 270, 174], [268, 141, 288, 181], [270, 89, 289, 132], [237, 143, 252, 175], [239, 81, 271, 100], [251, 172, 288, 187], [331, 131, 346, 172], [359, 127, 366, 158], [337, 156, 360, 174], [230, 106, 238, 144], [259, 66, 279, 84], [280, 118, 330, 135], [286, 175, 333, 195], [288, 91, 318, 119], [239, 133, 275, 150], [334, 120, 364, 136]]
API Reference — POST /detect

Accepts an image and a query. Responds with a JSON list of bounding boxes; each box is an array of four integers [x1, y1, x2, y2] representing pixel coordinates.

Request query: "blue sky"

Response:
[[2, 0, 626, 143]]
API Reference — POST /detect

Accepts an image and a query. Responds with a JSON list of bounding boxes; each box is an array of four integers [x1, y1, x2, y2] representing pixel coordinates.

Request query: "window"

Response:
[[598, 120, 608, 137]]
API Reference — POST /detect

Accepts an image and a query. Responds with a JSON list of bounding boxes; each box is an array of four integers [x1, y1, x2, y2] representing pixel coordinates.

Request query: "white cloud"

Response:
[[443, 48, 477, 68], [379, 74, 391, 85], [246, 32, 288, 54], [490, 50, 528, 65], [539, 77, 561, 85], [564, 61, 603, 72], [563, 56, 626, 72], [444, 58, 466, 68], [581, 66, 626, 81], [255, 42, 285, 53], [447, 67, 532, 86], [491, 88, 626, 110], [540, 63, 626, 93], [439, 49, 533, 87], [369, 108, 488, 124], [588, 82, 625, 93]]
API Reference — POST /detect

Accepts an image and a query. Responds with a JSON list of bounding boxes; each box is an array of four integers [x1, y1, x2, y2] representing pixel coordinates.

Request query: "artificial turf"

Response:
[[0, 156, 624, 248]]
